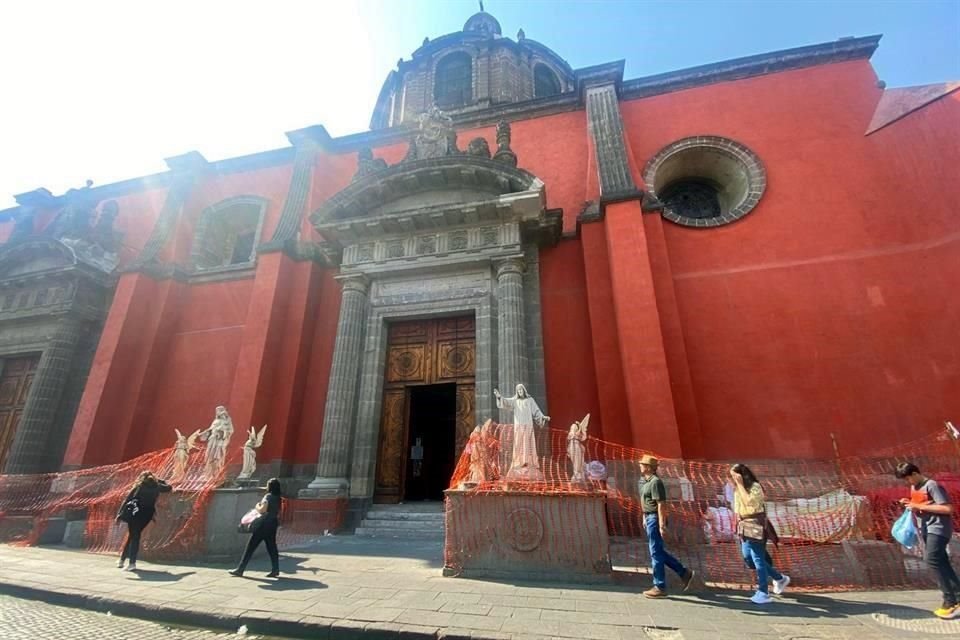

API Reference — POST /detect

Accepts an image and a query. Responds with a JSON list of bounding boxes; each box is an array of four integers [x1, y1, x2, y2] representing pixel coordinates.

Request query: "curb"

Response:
[[0, 580, 503, 640]]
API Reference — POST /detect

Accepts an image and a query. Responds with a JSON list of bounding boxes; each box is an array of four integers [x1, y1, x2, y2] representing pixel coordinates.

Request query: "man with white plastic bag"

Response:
[[895, 462, 960, 619]]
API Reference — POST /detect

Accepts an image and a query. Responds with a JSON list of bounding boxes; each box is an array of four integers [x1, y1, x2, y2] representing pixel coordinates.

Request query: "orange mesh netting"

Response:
[[445, 421, 960, 591], [0, 448, 339, 558]]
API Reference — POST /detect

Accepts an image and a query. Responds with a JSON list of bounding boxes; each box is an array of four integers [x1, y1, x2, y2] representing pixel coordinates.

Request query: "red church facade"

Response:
[[0, 12, 957, 512]]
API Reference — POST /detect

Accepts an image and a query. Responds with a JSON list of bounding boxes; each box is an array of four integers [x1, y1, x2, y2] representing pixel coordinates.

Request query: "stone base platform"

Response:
[[443, 489, 611, 583]]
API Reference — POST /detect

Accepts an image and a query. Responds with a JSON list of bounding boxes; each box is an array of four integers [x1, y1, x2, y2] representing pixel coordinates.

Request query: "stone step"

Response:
[[359, 518, 445, 530], [355, 526, 445, 539], [363, 511, 446, 523]]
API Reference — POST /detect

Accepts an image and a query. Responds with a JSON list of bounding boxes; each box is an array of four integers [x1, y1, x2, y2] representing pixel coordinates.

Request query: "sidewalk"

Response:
[[0, 538, 957, 640]]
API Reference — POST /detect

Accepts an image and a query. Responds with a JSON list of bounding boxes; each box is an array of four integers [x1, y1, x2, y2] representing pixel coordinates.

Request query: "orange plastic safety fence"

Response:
[[446, 422, 960, 591]]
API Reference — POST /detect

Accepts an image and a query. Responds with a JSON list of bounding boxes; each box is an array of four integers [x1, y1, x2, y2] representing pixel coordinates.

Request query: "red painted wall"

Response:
[[621, 61, 960, 459]]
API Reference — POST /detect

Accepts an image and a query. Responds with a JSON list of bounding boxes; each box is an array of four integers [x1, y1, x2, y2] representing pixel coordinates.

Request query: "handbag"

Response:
[[737, 514, 766, 541], [118, 497, 140, 523], [237, 507, 263, 534]]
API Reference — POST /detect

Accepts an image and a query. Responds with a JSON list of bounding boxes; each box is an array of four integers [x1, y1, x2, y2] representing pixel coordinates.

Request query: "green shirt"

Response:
[[640, 475, 666, 514]]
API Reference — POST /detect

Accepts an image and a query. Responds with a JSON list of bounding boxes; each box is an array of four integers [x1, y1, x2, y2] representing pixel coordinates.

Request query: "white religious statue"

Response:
[[238, 425, 268, 480], [198, 405, 235, 478], [494, 383, 550, 481], [172, 428, 201, 480], [566, 413, 590, 482]]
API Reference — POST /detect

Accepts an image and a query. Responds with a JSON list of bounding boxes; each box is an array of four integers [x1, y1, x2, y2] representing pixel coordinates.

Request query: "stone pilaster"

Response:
[[495, 257, 527, 421], [4, 317, 84, 474], [306, 274, 370, 496], [262, 126, 330, 253]]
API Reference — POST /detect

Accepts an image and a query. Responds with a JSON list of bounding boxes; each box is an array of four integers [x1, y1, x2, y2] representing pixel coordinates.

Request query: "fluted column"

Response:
[[4, 316, 84, 474], [307, 274, 370, 496], [495, 257, 528, 422]]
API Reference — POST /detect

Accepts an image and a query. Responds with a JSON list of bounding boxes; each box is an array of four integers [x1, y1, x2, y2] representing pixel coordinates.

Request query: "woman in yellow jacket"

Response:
[[730, 464, 790, 604]]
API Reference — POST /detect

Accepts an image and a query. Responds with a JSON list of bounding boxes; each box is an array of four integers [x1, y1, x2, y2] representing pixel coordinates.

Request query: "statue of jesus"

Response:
[[494, 383, 550, 481]]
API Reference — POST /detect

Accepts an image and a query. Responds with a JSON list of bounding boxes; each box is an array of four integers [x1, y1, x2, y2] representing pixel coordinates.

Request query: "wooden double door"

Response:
[[0, 356, 39, 471], [375, 316, 475, 503]]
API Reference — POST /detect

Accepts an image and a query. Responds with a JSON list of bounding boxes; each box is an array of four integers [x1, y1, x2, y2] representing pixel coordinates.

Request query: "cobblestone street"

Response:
[[0, 594, 265, 640]]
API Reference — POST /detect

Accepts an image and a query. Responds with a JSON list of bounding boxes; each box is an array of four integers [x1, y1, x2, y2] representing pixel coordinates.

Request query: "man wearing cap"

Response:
[[639, 454, 694, 598]]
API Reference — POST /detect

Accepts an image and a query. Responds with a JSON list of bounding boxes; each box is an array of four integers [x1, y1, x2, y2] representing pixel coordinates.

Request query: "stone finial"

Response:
[[354, 148, 388, 180], [466, 137, 491, 159], [493, 120, 517, 167], [517, 28, 525, 41]]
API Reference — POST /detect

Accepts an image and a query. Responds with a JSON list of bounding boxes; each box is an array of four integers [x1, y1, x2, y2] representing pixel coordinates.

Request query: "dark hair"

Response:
[[895, 462, 921, 479], [731, 463, 760, 490], [266, 478, 282, 496], [134, 471, 157, 489]]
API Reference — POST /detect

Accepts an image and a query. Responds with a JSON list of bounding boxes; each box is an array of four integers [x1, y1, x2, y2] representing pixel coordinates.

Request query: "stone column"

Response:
[[306, 275, 370, 496], [4, 316, 84, 474], [495, 257, 528, 420]]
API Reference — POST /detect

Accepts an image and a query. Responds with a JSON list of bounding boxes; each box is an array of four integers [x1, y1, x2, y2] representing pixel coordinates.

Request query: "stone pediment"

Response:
[[0, 239, 77, 279]]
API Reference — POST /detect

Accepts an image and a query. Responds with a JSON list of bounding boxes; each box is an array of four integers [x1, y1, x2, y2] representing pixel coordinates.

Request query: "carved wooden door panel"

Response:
[[375, 389, 407, 501], [0, 356, 39, 471], [375, 317, 476, 502]]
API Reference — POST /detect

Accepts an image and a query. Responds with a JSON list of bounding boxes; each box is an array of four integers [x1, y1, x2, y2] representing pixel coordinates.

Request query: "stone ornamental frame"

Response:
[[642, 135, 767, 228]]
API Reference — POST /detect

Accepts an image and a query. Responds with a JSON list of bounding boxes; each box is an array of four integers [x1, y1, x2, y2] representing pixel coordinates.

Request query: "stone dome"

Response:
[[369, 12, 573, 130]]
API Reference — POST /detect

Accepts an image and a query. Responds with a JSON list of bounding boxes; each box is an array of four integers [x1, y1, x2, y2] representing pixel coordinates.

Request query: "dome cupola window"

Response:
[[534, 64, 561, 98], [434, 52, 473, 109]]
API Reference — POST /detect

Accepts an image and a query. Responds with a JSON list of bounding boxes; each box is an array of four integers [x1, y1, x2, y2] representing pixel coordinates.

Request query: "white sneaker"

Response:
[[750, 591, 773, 604], [116, 559, 125, 569], [123, 563, 137, 572], [773, 574, 790, 595]]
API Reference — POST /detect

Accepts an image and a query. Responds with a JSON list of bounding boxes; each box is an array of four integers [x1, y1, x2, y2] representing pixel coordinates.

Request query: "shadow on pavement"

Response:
[[687, 590, 930, 620], [130, 569, 196, 582], [254, 576, 328, 592]]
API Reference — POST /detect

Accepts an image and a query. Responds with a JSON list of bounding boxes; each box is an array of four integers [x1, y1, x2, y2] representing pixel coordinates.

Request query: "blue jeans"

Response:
[[645, 513, 687, 589], [741, 538, 782, 594]]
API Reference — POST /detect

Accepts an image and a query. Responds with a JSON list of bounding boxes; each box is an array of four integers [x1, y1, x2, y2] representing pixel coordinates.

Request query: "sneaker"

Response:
[[681, 569, 696, 592], [934, 604, 960, 619], [123, 563, 137, 572], [228, 569, 244, 577], [265, 571, 279, 578], [773, 574, 791, 595], [750, 591, 773, 605], [116, 559, 125, 569], [643, 587, 667, 599]]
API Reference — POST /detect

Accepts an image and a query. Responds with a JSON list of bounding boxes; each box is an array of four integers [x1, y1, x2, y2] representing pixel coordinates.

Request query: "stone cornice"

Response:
[[621, 34, 881, 101], [0, 36, 883, 220]]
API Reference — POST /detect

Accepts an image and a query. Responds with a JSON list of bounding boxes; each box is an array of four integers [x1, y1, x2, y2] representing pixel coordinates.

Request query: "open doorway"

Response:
[[404, 383, 457, 501]]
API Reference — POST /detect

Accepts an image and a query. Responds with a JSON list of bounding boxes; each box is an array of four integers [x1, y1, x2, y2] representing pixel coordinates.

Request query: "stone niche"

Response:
[[443, 490, 612, 583]]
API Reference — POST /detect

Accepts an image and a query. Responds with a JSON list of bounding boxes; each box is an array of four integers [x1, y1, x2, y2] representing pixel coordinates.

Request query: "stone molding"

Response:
[[642, 135, 766, 228]]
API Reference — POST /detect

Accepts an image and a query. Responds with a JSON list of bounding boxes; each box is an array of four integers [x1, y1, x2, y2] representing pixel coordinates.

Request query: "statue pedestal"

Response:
[[443, 489, 611, 583], [203, 486, 264, 558]]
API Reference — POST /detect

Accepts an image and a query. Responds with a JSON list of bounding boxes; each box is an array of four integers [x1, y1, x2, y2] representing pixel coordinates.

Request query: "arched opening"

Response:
[[434, 52, 473, 108], [534, 64, 561, 98]]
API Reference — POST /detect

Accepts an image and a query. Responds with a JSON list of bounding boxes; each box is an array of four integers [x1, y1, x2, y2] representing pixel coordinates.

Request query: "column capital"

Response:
[[337, 273, 370, 295], [494, 256, 525, 280]]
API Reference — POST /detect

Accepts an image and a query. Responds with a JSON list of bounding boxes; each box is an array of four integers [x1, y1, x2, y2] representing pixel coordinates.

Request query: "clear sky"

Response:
[[0, 0, 957, 210]]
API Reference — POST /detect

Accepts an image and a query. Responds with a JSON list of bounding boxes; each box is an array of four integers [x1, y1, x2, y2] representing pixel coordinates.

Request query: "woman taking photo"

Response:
[[115, 471, 172, 571], [229, 477, 282, 578], [730, 463, 790, 604]]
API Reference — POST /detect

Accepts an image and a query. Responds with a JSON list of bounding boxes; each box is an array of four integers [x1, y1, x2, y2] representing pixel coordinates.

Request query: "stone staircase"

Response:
[[354, 502, 446, 540]]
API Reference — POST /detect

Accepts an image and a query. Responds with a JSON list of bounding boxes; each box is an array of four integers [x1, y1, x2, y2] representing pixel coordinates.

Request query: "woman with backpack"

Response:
[[229, 477, 282, 578], [730, 463, 790, 604], [115, 471, 172, 571]]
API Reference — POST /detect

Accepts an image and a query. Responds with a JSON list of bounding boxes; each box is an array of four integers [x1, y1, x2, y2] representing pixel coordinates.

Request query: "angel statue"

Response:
[[238, 425, 268, 479], [198, 405, 234, 479], [495, 383, 550, 481], [173, 428, 201, 480], [566, 414, 590, 482]]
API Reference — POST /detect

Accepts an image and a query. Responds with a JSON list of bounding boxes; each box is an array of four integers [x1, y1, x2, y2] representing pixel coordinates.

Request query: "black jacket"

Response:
[[118, 479, 171, 520]]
